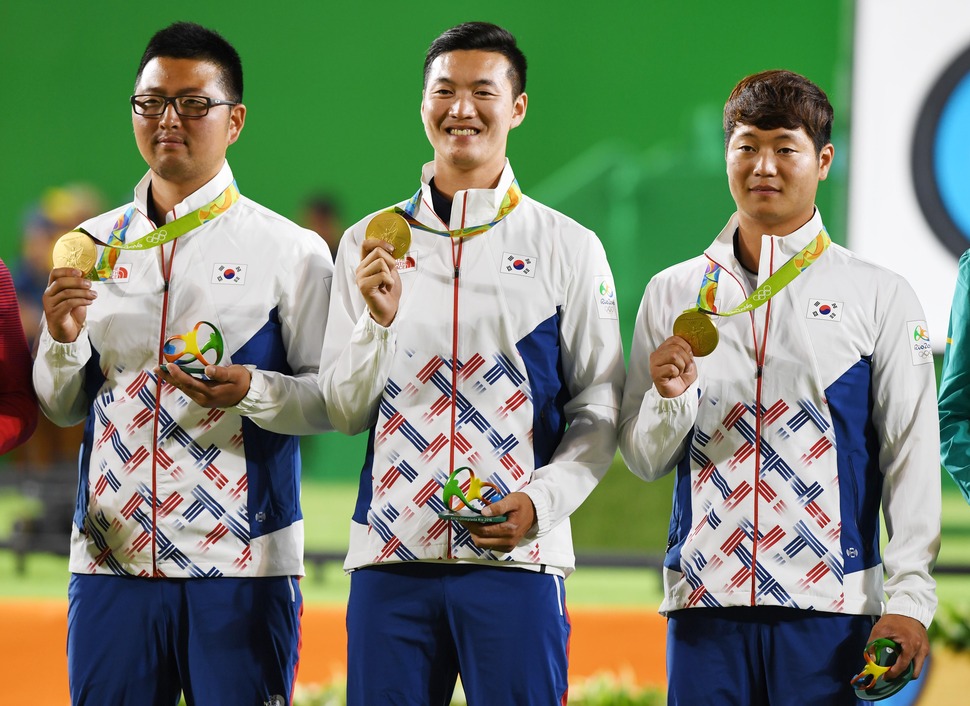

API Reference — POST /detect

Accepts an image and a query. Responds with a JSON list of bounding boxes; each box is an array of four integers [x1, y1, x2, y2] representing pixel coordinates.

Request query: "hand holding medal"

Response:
[[51, 230, 98, 277], [44, 230, 100, 344], [672, 309, 719, 357], [365, 212, 411, 259]]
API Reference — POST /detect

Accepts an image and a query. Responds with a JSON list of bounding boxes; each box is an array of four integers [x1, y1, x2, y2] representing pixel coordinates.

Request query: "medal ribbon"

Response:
[[88, 181, 241, 280], [395, 180, 523, 238], [694, 228, 831, 317]]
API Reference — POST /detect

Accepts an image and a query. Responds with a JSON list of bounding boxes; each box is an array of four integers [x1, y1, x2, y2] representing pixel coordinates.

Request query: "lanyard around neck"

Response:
[[87, 181, 240, 280], [674, 229, 831, 357], [697, 228, 831, 318], [396, 180, 522, 239]]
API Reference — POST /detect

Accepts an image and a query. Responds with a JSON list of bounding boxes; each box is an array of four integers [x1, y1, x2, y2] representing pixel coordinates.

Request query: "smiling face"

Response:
[[726, 123, 833, 238], [420, 49, 527, 196], [133, 56, 245, 203]]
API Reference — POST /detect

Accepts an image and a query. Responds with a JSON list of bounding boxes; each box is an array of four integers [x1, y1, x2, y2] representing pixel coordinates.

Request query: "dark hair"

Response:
[[723, 70, 833, 155], [135, 22, 243, 102], [423, 22, 527, 96]]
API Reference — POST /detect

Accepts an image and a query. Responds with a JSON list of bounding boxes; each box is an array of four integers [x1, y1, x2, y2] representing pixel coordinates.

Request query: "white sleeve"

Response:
[[318, 231, 396, 436], [617, 281, 698, 481], [521, 233, 625, 538], [872, 278, 940, 627], [234, 236, 334, 436], [32, 323, 91, 427]]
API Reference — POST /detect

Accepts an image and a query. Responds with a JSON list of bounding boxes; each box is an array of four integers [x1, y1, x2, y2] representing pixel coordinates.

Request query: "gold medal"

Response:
[[365, 212, 412, 259], [672, 310, 719, 357], [51, 230, 98, 275]]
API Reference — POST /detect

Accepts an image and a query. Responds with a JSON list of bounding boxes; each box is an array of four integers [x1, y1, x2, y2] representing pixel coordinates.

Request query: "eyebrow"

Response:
[[429, 77, 501, 88]]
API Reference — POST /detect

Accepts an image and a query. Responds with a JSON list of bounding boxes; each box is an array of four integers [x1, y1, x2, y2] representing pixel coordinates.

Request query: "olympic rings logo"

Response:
[[144, 230, 168, 244], [752, 286, 773, 301]]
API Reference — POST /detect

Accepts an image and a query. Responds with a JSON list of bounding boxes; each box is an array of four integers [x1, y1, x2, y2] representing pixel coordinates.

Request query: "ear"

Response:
[[817, 142, 834, 181], [227, 103, 246, 146], [510, 92, 528, 130]]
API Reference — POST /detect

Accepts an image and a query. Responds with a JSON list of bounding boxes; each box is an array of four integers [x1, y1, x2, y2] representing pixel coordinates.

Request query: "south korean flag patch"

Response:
[[212, 263, 246, 285], [502, 252, 536, 278], [806, 298, 843, 321]]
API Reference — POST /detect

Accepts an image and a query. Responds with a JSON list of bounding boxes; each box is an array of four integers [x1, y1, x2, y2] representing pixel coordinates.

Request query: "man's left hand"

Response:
[[461, 492, 537, 553], [867, 613, 930, 679], [156, 363, 252, 409]]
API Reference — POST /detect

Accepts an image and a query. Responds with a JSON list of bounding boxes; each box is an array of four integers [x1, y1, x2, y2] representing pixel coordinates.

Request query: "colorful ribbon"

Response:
[[89, 181, 241, 280], [396, 180, 522, 239], [694, 228, 831, 317]]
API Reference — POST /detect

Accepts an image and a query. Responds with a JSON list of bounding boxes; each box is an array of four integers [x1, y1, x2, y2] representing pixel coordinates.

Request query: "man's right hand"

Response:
[[650, 335, 697, 398], [43, 268, 96, 343], [356, 238, 402, 327]]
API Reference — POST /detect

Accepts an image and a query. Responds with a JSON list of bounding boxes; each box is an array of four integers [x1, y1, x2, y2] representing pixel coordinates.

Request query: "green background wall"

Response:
[[0, 0, 853, 480]]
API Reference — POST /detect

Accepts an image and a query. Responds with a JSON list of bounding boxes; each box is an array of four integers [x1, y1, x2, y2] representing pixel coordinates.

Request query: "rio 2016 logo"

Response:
[[913, 42, 970, 258], [163, 321, 225, 374], [911, 324, 932, 360]]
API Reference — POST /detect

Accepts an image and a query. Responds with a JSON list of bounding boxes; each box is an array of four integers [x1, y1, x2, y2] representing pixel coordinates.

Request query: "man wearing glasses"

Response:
[[34, 22, 332, 705]]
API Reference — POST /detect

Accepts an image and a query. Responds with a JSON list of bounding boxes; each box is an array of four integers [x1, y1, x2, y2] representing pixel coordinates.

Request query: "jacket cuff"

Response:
[[521, 486, 548, 539], [360, 311, 396, 338], [648, 379, 699, 413], [233, 365, 262, 414], [39, 323, 91, 364], [885, 595, 936, 630]]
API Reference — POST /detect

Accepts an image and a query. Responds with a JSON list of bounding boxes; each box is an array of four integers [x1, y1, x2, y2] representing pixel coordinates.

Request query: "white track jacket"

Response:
[[619, 209, 940, 627], [33, 162, 333, 578], [320, 161, 625, 576]]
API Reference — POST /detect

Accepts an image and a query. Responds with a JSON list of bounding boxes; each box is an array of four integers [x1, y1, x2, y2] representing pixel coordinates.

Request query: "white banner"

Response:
[[849, 0, 970, 350]]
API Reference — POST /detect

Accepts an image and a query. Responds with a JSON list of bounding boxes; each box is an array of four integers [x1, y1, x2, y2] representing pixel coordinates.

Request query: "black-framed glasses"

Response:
[[130, 94, 239, 118]]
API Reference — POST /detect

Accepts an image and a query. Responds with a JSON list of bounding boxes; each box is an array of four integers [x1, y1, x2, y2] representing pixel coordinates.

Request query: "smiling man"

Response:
[[618, 70, 941, 705], [319, 21, 624, 706], [34, 22, 332, 705]]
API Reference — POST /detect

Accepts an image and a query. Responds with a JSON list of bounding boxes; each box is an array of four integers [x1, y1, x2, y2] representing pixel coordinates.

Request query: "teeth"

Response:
[[449, 129, 477, 136]]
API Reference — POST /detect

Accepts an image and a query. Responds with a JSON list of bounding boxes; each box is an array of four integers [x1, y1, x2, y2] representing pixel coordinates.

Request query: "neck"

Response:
[[736, 207, 816, 271], [149, 167, 223, 219], [735, 227, 760, 272], [432, 159, 505, 200], [149, 178, 197, 219]]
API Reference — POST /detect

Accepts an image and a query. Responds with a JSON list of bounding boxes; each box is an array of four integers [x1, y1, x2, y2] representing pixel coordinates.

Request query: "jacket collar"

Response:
[[134, 161, 236, 225], [413, 160, 517, 231], [705, 207, 826, 277]]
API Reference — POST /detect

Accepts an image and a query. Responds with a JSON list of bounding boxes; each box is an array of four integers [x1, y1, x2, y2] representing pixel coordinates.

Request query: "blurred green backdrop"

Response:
[[0, 0, 852, 484]]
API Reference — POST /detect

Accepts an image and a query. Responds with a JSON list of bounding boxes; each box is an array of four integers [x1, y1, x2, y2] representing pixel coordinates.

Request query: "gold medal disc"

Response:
[[672, 310, 719, 357], [51, 231, 98, 275], [365, 212, 412, 259]]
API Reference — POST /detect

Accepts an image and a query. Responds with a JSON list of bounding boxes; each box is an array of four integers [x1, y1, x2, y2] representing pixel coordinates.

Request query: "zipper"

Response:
[[748, 241, 774, 605], [149, 234, 178, 576], [446, 192, 468, 559]]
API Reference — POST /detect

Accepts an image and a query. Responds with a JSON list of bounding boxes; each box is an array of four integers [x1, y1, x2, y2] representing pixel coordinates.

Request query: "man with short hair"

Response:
[[35, 22, 332, 705], [618, 70, 940, 705], [320, 21, 624, 705]]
